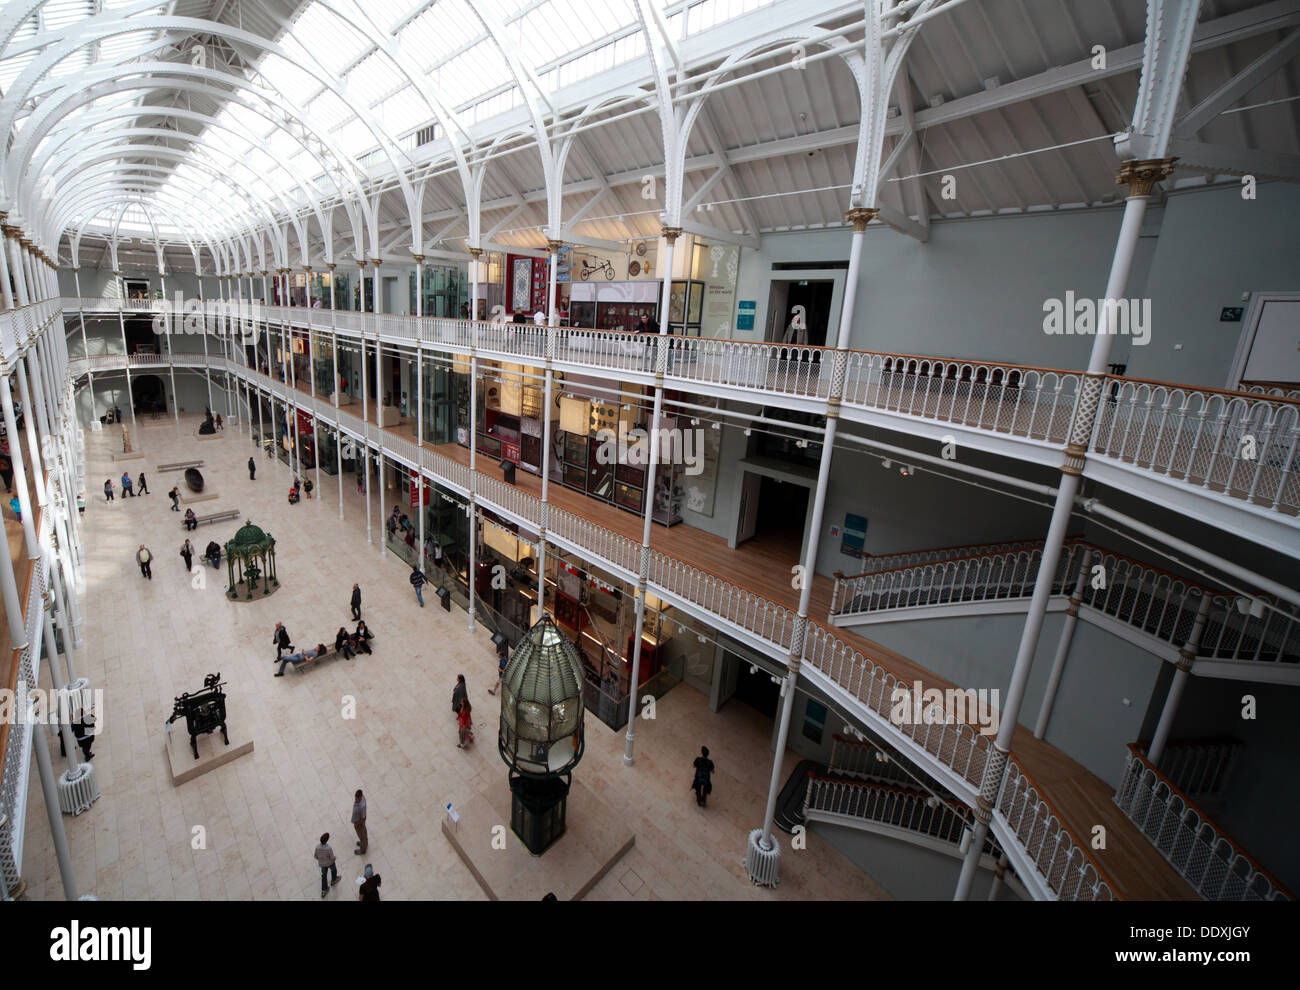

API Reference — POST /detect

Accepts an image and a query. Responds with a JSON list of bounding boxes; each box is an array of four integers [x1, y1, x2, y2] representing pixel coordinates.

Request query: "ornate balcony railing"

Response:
[[831, 540, 1300, 667], [997, 759, 1115, 901], [60, 299, 1300, 521], [1114, 745, 1292, 901], [804, 774, 987, 849], [1093, 378, 1300, 514]]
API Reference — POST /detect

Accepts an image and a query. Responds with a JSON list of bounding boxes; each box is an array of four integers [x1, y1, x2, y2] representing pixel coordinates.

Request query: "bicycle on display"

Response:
[[580, 257, 615, 281]]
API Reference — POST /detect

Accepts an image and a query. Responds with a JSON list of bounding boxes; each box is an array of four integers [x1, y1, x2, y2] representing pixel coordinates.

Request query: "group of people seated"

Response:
[[334, 621, 374, 659], [274, 621, 373, 676]]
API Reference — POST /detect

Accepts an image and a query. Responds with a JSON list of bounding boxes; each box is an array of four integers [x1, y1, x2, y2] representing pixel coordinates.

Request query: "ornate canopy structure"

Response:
[[225, 519, 278, 600]]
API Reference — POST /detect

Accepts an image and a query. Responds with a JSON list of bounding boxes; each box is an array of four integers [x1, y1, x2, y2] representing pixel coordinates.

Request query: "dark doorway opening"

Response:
[[767, 278, 834, 347], [748, 475, 809, 559], [124, 279, 150, 300], [734, 662, 781, 719], [132, 374, 166, 416]]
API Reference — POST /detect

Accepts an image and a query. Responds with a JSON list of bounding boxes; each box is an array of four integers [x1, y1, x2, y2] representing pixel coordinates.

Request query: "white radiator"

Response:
[[744, 828, 781, 887], [58, 763, 99, 816]]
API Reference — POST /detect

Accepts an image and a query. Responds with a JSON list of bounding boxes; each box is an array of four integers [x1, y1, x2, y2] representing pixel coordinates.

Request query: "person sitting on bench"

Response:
[[275, 643, 327, 676], [335, 627, 355, 660], [205, 541, 221, 568], [353, 621, 374, 655], [184, 508, 198, 531]]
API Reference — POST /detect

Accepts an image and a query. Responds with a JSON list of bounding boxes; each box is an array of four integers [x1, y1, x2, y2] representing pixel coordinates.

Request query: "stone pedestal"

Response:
[[442, 778, 632, 900]]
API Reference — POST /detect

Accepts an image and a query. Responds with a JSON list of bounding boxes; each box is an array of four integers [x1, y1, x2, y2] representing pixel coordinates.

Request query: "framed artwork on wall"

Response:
[[669, 280, 687, 324], [512, 258, 532, 312]]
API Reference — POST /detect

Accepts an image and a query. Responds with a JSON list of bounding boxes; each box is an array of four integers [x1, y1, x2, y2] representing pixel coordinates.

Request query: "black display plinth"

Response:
[[509, 774, 569, 855]]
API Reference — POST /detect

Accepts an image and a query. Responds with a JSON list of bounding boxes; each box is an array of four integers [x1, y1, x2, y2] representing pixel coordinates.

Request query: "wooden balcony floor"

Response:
[[276, 377, 1197, 900]]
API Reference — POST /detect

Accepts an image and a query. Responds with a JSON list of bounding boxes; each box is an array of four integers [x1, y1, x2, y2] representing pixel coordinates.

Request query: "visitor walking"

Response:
[[9, 497, 20, 523], [489, 644, 507, 696], [457, 697, 474, 749], [169, 486, 181, 511], [451, 674, 467, 715], [691, 746, 714, 807], [358, 864, 381, 901], [103, 479, 114, 501], [248, 456, 256, 481], [350, 583, 362, 621], [273, 621, 292, 659], [121, 472, 134, 497], [409, 565, 427, 607], [179, 539, 194, 572], [304, 477, 313, 499], [351, 790, 368, 855], [315, 833, 340, 897], [215, 414, 223, 431], [77, 494, 85, 516], [137, 472, 149, 495], [136, 545, 153, 580]]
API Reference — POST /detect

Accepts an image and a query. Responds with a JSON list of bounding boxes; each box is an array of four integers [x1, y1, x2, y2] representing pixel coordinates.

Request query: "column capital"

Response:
[[844, 207, 878, 231], [467, 246, 483, 260], [411, 254, 424, 264], [1115, 157, 1177, 197], [546, 238, 563, 253], [660, 225, 683, 243], [370, 258, 382, 268], [326, 262, 336, 270], [1, 224, 19, 240]]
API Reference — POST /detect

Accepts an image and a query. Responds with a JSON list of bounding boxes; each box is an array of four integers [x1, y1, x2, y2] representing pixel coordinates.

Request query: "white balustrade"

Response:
[[998, 760, 1115, 901], [1114, 746, 1291, 901], [833, 540, 1300, 667], [1093, 380, 1300, 514], [804, 774, 976, 847]]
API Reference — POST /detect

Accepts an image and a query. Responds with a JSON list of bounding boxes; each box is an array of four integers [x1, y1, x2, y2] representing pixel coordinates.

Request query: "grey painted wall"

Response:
[[1161, 673, 1300, 893], [731, 181, 1297, 389], [850, 610, 1163, 788], [1132, 182, 1300, 387], [811, 821, 1017, 901]]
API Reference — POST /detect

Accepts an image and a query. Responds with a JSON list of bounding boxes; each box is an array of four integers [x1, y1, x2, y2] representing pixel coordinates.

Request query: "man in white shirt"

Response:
[[533, 310, 545, 325]]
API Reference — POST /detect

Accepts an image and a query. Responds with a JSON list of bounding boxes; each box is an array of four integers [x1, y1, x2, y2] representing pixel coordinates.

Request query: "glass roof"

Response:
[[2, 0, 786, 243]]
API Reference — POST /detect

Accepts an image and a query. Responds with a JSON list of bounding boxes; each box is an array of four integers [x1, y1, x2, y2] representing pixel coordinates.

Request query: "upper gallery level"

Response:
[[60, 296, 1300, 551]]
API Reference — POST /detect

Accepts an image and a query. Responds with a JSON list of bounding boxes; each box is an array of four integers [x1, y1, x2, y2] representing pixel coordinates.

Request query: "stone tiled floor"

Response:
[[20, 413, 887, 901]]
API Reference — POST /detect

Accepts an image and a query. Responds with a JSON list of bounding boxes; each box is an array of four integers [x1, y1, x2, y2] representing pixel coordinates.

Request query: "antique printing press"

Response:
[[168, 673, 230, 760]]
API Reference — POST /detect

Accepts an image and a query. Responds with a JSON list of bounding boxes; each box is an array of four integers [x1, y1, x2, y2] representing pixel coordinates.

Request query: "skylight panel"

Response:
[[96, 29, 159, 63], [517, 0, 638, 64], [308, 90, 353, 131], [41, 0, 96, 31], [399, 1, 484, 67], [343, 51, 406, 107], [259, 52, 323, 104], [376, 85, 426, 135], [290, 3, 374, 78]]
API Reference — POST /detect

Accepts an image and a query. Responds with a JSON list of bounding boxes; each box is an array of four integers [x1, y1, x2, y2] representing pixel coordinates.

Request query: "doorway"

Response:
[[766, 279, 834, 347], [124, 279, 149, 300], [737, 475, 810, 560], [734, 661, 781, 719]]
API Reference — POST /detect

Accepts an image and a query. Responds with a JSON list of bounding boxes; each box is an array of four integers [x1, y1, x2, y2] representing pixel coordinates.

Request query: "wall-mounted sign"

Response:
[[1220, 307, 1244, 322], [840, 513, 868, 558], [737, 299, 756, 332]]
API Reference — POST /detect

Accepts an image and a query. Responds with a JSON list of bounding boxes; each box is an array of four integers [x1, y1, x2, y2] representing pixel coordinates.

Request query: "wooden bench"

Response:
[[182, 508, 239, 529], [289, 633, 376, 672]]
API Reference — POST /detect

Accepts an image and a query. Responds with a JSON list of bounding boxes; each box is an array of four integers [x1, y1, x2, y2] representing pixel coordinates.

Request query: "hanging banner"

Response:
[[409, 469, 431, 508]]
